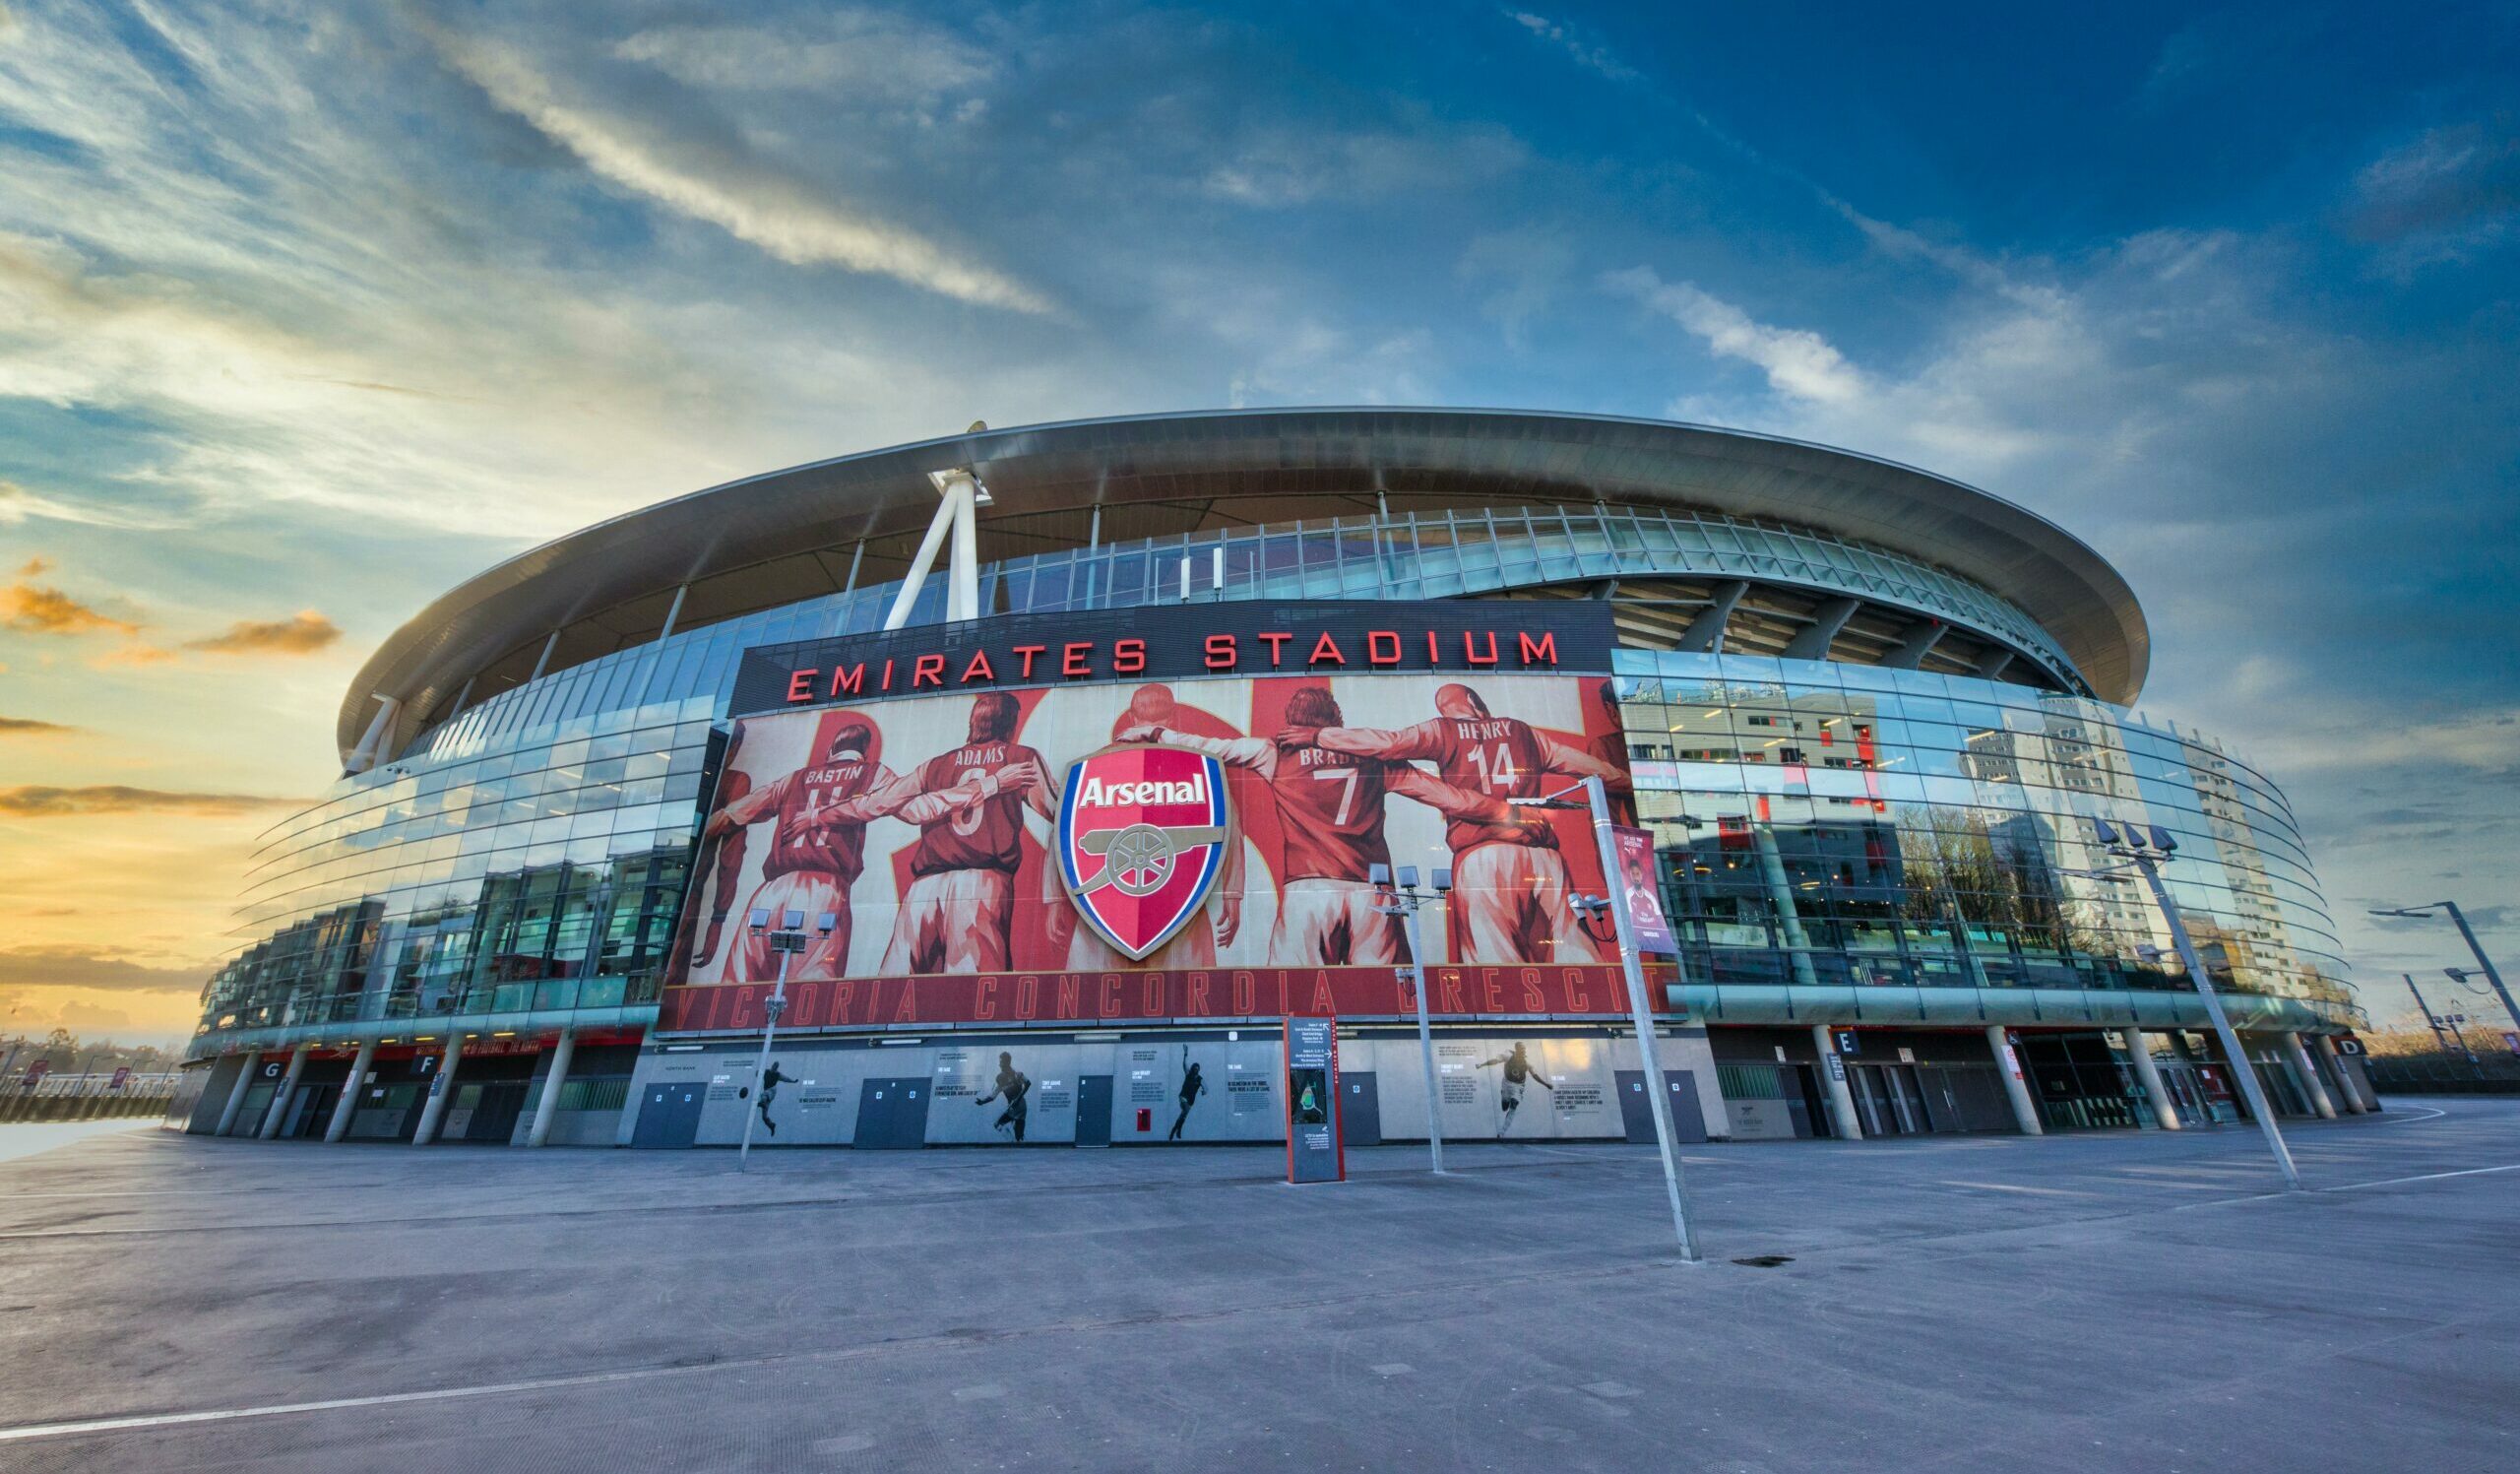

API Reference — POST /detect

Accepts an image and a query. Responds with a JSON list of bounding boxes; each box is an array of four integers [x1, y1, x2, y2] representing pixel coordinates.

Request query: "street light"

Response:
[[1530, 775, 1702, 1262], [2090, 819, 2300, 1189], [737, 907, 833, 1173], [1370, 862, 1452, 1177], [2369, 903, 2519, 1037], [2403, 974, 2474, 1067]]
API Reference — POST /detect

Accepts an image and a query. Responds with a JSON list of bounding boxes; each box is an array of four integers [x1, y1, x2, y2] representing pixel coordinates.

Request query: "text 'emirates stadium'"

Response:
[[170, 409, 2377, 1153]]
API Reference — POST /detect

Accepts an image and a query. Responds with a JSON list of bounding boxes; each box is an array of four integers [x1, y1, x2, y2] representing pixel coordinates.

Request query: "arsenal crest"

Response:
[[1056, 744, 1231, 961]]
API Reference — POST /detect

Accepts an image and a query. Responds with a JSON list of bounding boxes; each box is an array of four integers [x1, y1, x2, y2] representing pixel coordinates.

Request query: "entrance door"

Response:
[[1075, 1075, 1113, 1146], [291, 1084, 340, 1138], [463, 1082, 529, 1143], [1852, 1064, 1905, 1136], [2155, 1062, 2207, 1126], [1663, 1070, 1710, 1144], [1616, 1070, 1711, 1143], [1919, 1063, 2012, 1132], [1339, 1072, 1380, 1147], [630, 1081, 705, 1148], [229, 1083, 275, 1135], [854, 1078, 931, 1149], [2252, 1059, 2308, 1118], [1615, 1071, 1656, 1142], [1885, 1064, 1929, 1134], [1794, 1063, 1834, 1138], [2193, 1062, 2242, 1122]]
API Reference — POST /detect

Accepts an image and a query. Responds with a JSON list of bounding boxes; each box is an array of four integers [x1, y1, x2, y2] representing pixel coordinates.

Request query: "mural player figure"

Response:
[[879, 692, 1057, 976], [1478, 1043, 1553, 1137], [1589, 679, 1639, 826], [674, 724, 751, 970], [1168, 1044, 1207, 1141], [704, 718, 889, 984], [754, 1059, 796, 1137], [1122, 684, 1515, 966], [975, 1051, 1032, 1142], [707, 716, 1017, 984], [1287, 681, 1627, 966], [1059, 684, 1244, 967]]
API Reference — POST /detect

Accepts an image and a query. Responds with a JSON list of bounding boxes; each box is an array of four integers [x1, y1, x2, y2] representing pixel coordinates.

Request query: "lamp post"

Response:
[[1534, 775, 1702, 1262], [1369, 863, 1451, 1176], [2445, 970, 2520, 1058], [737, 907, 832, 1173], [2370, 902, 2518, 1037], [2404, 975, 2473, 1067], [2091, 819, 2300, 1189]]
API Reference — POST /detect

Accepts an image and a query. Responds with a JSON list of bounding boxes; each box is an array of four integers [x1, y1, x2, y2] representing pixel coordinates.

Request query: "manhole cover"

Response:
[[1731, 1254, 1795, 1268]]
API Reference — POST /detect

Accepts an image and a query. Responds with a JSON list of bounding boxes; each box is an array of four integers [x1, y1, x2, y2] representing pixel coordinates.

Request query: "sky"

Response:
[[0, 1, 2513, 1047]]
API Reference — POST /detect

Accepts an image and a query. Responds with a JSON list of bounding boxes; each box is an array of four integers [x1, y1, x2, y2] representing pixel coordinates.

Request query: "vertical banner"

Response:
[[1285, 1017, 1344, 1184], [1611, 825, 1676, 956]]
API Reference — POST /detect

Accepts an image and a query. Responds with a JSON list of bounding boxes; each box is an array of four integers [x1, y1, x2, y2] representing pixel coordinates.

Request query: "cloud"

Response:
[[0, 478, 190, 530], [0, 568, 141, 635], [183, 609, 342, 656], [0, 946, 206, 994], [2344, 120, 2520, 267], [612, 12, 995, 105], [87, 642, 179, 668], [1202, 124, 1528, 208], [1605, 267, 1866, 405], [0, 716, 76, 735], [425, 25, 1048, 313], [1504, 11, 1637, 82], [0, 9, 1013, 544], [0, 785, 295, 817]]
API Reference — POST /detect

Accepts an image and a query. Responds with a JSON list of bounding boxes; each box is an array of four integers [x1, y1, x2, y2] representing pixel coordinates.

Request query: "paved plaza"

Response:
[[1, 1101, 2515, 1472]]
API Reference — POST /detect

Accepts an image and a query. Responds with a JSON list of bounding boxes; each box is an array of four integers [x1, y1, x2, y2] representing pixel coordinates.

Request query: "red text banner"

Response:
[[657, 962, 1688, 1035]]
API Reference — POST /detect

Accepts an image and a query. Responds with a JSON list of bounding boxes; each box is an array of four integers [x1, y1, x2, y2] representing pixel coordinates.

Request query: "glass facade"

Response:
[[190, 505, 2352, 1057], [1614, 650, 2353, 1021], [205, 706, 709, 1039]]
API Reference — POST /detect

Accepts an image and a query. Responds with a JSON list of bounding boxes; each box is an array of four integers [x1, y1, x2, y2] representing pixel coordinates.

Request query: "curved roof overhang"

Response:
[[339, 408, 2150, 757]]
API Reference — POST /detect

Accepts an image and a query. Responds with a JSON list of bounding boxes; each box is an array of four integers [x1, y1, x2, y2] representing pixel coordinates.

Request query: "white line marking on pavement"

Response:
[[2363, 1106, 2447, 1124], [2318, 1162, 2520, 1192], [1938, 1181, 2090, 1196], [0, 1367, 702, 1443]]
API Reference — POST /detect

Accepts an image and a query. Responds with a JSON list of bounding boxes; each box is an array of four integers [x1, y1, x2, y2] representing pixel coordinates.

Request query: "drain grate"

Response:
[[1731, 1254, 1795, 1268]]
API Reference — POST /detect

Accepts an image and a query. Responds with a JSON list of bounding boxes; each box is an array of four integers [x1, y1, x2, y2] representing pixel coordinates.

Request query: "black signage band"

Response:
[[729, 600, 1616, 716]]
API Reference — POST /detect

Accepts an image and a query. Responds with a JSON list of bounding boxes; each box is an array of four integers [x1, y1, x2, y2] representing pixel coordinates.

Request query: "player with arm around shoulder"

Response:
[[1289, 682, 1624, 966], [1122, 685, 1515, 966]]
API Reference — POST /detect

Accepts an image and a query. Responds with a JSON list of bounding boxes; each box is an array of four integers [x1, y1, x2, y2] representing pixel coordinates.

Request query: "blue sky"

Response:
[[0, 1, 2513, 1040]]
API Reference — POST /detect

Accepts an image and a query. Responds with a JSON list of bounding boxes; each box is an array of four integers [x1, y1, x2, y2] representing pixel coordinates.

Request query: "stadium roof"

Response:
[[339, 408, 2149, 757]]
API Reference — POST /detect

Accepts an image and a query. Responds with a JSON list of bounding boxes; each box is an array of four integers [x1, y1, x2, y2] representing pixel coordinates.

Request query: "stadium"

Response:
[[167, 408, 2375, 1152]]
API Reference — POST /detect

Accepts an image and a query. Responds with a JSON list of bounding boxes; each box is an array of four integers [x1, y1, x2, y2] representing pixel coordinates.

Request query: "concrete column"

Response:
[[257, 1043, 313, 1139], [2119, 1028, 2180, 1131], [1674, 580, 1746, 653], [2305, 1035, 2362, 1114], [409, 1036, 465, 1146], [214, 1053, 261, 1135], [1880, 620, 1947, 670], [2282, 1032, 2339, 1119], [1811, 1025, 1863, 1140], [2316, 1034, 2378, 1112], [1783, 597, 1861, 661], [1987, 1026, 2045, 1135], [526, 1027, 578, 1148], [325, 1039, 378, 1143]]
